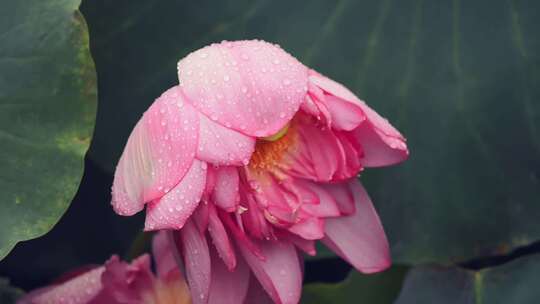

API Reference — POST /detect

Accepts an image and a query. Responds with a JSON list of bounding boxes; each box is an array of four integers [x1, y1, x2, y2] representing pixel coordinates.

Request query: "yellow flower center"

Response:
[[249, 123, 296, 173]]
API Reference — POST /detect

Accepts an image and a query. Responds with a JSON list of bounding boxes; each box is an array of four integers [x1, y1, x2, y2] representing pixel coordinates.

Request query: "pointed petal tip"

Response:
[[144, 159, 207, 232], [307, 70, 409, 167], [322, 180, 392, 274], [238, 240, 302, 304]]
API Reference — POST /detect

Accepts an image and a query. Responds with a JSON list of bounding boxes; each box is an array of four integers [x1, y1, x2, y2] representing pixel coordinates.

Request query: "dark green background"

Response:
[[1, 0, 539, 303]]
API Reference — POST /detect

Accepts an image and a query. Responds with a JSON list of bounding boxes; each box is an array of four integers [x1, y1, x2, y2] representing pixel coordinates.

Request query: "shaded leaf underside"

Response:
[[395, 253, 540, 304]]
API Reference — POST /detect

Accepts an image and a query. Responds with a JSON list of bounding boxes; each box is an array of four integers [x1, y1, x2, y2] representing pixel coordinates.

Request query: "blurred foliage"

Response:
[[395, 253, 540, 304], [0, 278, 23, 303], [0, 0, 96, 260], [0, 159, 144, 291], [301, 266, 408, 304]]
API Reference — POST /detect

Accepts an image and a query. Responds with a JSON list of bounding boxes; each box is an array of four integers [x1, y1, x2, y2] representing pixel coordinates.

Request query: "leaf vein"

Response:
[[356, 0, 393, 91]]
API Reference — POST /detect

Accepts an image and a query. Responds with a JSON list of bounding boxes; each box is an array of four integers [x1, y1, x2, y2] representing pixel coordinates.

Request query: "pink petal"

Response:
[[208, 205, 237, 270], [152, 231, 178, 278], [193, 202, 210, 234], [18, 267, 105, 304], [144, 160, 207, 231], [289, 114, 362, 181], [308, 72, 408, 167], [319, 182, 355, 215], [353, 122, 409, 167], [242, 193, 274, 239], [203, 166, 217, 197], [333, 131, 363, 179], [322, 180, 391, 273], [181, 220, 211, 304], [308, 72, 364, 112], [280, 179, 319, 206], [100, 255, 154, 303], [219, 210, 264, 260], [275, 230, 316, 256], [112, 86, 199, 216], [299, 182, 341, 218], [244, 276, 274, 304], [269, 112, 361, 182], [246, 172, 292, 212], [212, 167, 240, 212], [196, 111, 255, 165], [238, 240, 302, 304], [178, 40, 308, 137], [288, 217, 325, 240], [300, 95, 320, 118], [207, 246, 250, 304], [295, 119, 341, 181], [319, 95, 365, 131]]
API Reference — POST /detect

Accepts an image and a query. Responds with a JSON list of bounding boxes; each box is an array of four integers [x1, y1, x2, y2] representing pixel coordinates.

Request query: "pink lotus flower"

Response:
[[112, 40, 408, 304], [18, 232, 191, 304]]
